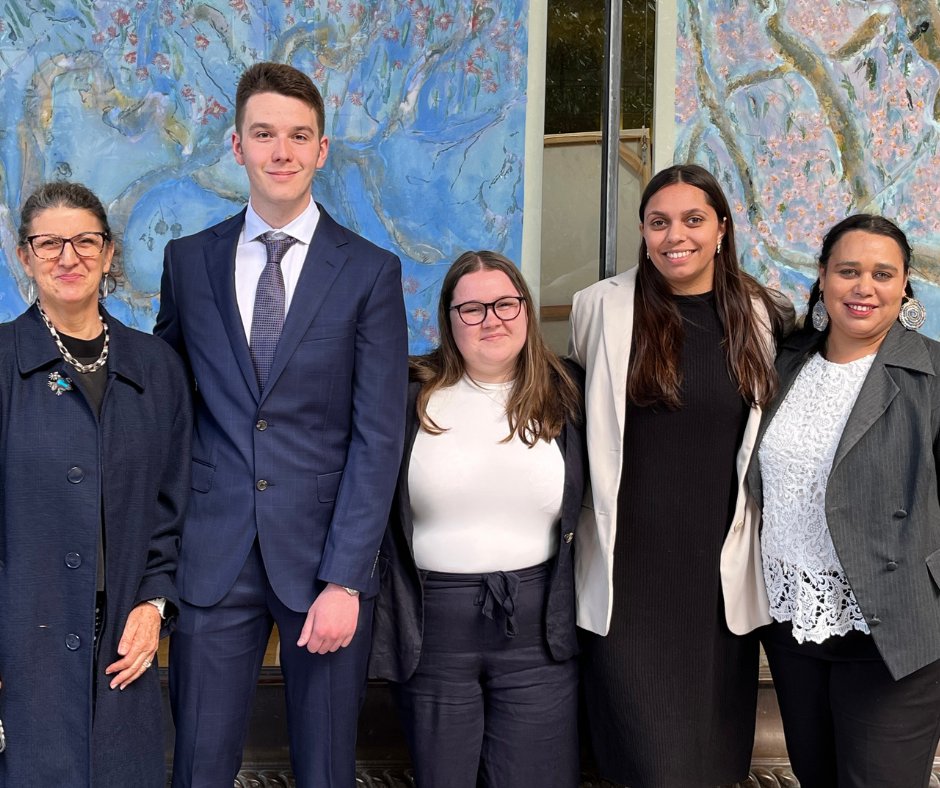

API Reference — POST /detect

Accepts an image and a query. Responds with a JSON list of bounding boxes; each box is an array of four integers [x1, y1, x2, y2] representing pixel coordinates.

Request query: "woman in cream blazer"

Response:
[[569, 164, 792, 788]]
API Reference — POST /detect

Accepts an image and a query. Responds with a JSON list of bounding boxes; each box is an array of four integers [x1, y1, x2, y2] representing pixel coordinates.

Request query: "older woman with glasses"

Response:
[[370, 250, 586, 787], [0, 182, 191, 787]]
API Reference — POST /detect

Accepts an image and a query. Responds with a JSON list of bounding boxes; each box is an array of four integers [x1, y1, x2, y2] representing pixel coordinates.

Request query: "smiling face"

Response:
[[819, 230, 908, 361], [17, 206, 113, 318], [641, 182, 726, 295], [450, 268, 528, 383], [232, 91, 329, 227]]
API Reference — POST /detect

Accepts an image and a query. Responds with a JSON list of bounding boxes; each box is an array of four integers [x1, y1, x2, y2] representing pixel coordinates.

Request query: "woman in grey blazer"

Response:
[[751, 214, 940, 787]]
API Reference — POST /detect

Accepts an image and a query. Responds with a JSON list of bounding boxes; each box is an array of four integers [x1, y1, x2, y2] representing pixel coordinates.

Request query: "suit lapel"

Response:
[[262, 207, 349, 403], [831, 323, 932, 472], [204, 211, 260, 399], [602, 268, 636, 441]]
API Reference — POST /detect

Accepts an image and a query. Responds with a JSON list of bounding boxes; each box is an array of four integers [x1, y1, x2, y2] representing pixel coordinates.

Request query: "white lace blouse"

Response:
[[759, 351, 876, 643]]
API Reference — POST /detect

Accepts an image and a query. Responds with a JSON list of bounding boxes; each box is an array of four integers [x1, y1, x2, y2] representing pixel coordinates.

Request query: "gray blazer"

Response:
[[748, 322, 940, 680]]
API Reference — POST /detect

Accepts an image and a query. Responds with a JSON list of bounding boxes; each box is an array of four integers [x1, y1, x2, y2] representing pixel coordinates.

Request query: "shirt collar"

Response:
[[244, 199, 320, 246]]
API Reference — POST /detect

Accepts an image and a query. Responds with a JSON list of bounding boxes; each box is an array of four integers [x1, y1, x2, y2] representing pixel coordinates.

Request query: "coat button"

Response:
[[65, 633, 81, 650], [65, 552, 82, 569], [733, 520, 744, 532], [563, 531, 574, 544], [67, 466, 85, 484], [886, 561, 898, 571], [870, 616, 882, 627], [256, 479, 268, 491], [256, 419, 268, 431], [893, 509, 908, 518]]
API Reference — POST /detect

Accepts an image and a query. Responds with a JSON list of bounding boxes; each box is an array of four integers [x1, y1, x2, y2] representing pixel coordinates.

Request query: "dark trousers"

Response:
[[762, 621, 940, 788], [391, 564, 579, 788], [169, 541, 373, 788]]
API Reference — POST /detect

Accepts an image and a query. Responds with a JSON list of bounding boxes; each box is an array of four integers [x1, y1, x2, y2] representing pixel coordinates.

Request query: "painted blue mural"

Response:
[[0, 0, 528, 352], [676, 0, 940, 337]]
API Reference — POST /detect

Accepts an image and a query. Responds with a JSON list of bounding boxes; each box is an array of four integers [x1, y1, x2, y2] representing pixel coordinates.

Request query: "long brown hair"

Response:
[[412, 251, 581, 446], [628, 164, 788, 408]]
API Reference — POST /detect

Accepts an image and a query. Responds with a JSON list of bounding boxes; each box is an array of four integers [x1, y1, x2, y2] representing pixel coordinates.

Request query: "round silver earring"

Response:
[[25, 278, 37, 305], [98, 272, 117, 300], [811, 296, 829, 332], [899, 296, 926, 330]]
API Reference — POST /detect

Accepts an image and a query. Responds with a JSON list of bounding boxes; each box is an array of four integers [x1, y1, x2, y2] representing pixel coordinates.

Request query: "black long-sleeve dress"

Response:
[[581, 292, 759, 788]]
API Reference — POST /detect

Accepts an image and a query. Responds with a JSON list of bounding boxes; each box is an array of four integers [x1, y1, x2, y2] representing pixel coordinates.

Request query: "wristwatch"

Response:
[[341, 586, 360, 597]]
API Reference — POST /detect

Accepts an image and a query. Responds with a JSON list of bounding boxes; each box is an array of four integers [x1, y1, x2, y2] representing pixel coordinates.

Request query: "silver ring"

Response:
[[142, 660, 152, 669]]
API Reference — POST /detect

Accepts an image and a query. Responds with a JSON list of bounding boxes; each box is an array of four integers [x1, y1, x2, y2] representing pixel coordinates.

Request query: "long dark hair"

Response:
[[411, 251, 582, 446], [802, 214, 914, 349], [628, 164, 788, 408]]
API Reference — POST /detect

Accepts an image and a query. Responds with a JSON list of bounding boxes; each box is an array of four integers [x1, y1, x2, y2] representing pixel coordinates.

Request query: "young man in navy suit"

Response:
[[155, 62, 408, 787]]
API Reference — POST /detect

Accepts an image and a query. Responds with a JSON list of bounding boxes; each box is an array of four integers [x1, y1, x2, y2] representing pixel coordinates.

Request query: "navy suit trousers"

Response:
[[169, 540, 373, 788]]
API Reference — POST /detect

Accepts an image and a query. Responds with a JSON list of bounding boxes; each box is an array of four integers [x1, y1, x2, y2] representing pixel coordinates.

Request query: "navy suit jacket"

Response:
[[155, 204, 407, 612]]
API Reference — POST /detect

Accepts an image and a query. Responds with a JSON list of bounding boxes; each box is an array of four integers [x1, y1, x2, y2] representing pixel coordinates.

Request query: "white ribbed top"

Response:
[[409, 375, 564, 573]]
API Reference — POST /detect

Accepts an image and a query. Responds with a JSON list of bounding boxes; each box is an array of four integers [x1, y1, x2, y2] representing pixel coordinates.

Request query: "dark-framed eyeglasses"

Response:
[[450, 296, 525, 326], [26, 232, 110, 260]]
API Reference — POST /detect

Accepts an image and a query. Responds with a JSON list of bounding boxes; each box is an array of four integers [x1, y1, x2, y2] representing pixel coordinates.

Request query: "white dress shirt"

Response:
[[234, 199, 321, 339]]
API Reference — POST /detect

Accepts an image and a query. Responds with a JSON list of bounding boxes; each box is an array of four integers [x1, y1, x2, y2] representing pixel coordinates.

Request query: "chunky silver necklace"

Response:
[[37, 301, 110, 373]]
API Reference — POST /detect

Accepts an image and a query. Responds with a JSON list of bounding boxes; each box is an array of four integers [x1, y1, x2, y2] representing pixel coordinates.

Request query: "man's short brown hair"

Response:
[[234, 62, 325, 136]]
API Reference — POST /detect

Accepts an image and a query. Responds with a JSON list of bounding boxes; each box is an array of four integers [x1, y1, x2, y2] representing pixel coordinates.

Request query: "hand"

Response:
[[296, 583, 360, 655], [104, 602, 161, 690]]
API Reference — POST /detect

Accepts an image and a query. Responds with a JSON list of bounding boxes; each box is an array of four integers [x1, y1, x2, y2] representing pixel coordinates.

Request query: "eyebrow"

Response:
[[247, 122, 317, 135], [831, 260, 901, 270], [645, 209, 708, 219]]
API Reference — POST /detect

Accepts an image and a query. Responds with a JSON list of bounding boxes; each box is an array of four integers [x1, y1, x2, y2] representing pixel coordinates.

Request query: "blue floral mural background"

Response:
[[0, 0, 527, 352], [676, 0, 940, 337]]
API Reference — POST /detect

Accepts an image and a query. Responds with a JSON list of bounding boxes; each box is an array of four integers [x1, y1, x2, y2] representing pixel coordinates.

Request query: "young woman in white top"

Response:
[[369, 251, 585, 788], [750, 214, 940, 787]]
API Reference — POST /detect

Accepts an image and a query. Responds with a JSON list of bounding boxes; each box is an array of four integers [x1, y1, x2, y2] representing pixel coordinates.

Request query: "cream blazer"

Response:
[[569, 267, 777, 636]]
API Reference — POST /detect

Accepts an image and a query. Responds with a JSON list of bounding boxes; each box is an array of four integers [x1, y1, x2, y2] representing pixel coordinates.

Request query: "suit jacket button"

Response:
[[256, 419, 268, 431], [894, 509, 908, 518], [67, 466, 85, 484], [564, 531, 574, 544], [65, 633, 81, 650], [256, 479, 268, 491], [65, 552, 82, 569], [870, 616, 881, 627], [886, 561, 898, 571]]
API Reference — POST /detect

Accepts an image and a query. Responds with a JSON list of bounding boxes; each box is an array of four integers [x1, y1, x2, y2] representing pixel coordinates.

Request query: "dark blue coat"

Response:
[[0, 305, 191, 787], [369, 369, 587, 683]]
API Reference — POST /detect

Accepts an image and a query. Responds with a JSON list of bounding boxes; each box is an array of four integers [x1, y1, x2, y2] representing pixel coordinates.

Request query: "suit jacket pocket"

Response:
[[299, 320, 356, 343], [317, 470, 343, 503], [191, 458, 215, 493]]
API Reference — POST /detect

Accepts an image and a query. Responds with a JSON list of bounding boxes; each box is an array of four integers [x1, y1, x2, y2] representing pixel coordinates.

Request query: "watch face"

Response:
[[0, 717, 6, 753], [342, 586, 360, 596]]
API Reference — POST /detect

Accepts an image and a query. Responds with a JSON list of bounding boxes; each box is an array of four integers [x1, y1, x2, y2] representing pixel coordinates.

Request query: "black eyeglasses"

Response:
[[450, 296, 525, 326], [26, 232, 110, 260]]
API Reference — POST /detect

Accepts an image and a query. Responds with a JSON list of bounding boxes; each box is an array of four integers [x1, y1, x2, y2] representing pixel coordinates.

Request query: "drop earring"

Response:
[[811, 296, 829, 332], [899, 296, 926, 330]]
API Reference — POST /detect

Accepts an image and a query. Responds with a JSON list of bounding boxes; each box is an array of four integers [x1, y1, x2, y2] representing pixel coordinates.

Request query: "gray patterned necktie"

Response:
[[249, 231, 298, 391]]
